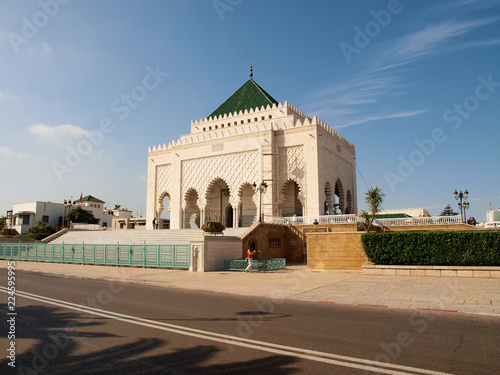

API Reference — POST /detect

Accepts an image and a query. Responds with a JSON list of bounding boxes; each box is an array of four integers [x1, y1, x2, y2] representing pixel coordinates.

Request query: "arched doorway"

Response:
[[206, 178, 232, 226], [157, 192, 171, 229], [225, 204, 233, 228], [281, 180, 303, 217], [184, 189, 200, 229], [239, 183, 257, 227]]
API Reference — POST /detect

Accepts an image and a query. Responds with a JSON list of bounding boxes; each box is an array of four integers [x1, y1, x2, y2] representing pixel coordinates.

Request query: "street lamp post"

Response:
[[453, 189, 469, 223], [63, 199, 74, 228], [313, 219, 319, 232], [253, 182, 268, 222]]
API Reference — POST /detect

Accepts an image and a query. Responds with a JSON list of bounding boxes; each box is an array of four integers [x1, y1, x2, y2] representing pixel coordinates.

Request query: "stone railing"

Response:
[[71, 224, 105, 230], [264, 215, 463, 226], [375, 215, 462, 226]]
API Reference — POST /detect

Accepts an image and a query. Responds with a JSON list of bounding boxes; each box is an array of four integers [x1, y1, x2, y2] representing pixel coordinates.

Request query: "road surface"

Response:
[[1, 269, 499, 374]]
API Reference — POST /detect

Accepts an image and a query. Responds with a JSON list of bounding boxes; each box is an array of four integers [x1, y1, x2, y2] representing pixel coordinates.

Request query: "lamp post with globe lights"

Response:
[[253, 182, 268, 222], [453, 189, 469, 223]]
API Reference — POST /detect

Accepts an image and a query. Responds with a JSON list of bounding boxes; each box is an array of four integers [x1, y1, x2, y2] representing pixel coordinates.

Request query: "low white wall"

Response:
[[205, 236, 242, 271], [189, 235, 242, 272]]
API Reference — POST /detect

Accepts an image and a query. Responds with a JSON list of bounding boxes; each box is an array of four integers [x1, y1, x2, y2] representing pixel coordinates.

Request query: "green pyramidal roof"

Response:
[[209, 78, 278, 119], [77, 195, 105, 203]]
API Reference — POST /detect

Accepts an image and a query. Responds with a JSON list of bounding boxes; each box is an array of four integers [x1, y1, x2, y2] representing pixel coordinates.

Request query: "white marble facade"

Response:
[[147, 90, 357, 229]]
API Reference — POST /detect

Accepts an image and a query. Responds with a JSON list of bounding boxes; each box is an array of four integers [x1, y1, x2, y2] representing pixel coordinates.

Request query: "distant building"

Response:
[[6, 195, 135, 233], [74, 195, 133, 228], [74, 195, 106, 224], [377, 208, 430, 218], [486, 209, 500, 222], [7, 201, 64, 234]]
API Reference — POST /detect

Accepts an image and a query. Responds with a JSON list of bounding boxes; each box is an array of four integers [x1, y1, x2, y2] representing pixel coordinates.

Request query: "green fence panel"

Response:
[[130, 245, 144, 266], [145, 245, 159, 267], [0, 243, 190, 269], [83, 245, 93, 263], [93, 245, 104, 264], [159, 245, 173, 267], [174, 245, 190, 268], [223, 258, 286, 272]]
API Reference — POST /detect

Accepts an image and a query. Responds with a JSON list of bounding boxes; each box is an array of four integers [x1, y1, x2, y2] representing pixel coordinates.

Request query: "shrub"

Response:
[[18, 220, 60, 241], [1, 228, 19, 237], [201, 221, 225, 234], [361, 231, 500, 266]]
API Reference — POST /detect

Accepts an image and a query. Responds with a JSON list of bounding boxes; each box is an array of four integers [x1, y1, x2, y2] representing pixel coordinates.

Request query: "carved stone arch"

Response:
[[280, 179, 303, 217], [238, 182, 258, 226], [157, 191, 171, 217], [182, 188, 199, 210], [184, 188, 201, 229], [205, 177, 231, 222], [205, 177, 230, 199], [335, 178, 345, 214]]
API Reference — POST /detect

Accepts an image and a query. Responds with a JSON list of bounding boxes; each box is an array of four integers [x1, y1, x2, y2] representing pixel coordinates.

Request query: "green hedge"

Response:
[[361, 231, 500, 266]]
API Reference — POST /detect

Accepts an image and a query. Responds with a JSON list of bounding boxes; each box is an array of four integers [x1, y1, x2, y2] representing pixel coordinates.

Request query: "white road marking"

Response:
[[0, 287, 455, 375]]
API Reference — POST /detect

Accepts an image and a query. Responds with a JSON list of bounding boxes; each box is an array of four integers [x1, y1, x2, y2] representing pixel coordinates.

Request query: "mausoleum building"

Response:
[[147, 71, 357, 230]]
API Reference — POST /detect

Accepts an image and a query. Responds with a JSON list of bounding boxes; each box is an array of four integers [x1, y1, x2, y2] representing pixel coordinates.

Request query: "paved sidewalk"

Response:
[[2, 260, 500, 317]]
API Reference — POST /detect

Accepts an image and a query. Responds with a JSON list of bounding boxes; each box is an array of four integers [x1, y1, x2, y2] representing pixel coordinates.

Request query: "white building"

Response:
[[74, 195, 133, 228], [378, 208, 430, 218], [8, 201, 64, 234], [7, 196, 134, 233], [147, 71, 357, 229], [486, 209, 500, 223]]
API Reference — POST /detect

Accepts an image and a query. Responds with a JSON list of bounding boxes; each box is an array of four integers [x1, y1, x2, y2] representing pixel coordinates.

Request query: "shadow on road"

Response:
[[0, 304, 299, 374]]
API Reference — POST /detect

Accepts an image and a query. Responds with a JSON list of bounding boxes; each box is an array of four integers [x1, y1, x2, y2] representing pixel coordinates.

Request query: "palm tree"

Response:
[[359, 186, 386, 232]]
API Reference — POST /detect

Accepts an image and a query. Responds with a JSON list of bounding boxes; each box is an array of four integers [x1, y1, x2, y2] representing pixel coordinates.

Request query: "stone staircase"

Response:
[[49, 227, 248, 245]]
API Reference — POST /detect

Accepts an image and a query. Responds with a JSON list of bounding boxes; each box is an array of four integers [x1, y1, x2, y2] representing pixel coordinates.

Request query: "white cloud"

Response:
[[29, 123, 91, 143], [0, 146, 29, 159], [306, 71, 421, 129], [428, 0, 500, 13], [388, 18, 499, 61], [333, 110, 428, 130], [308, 15, 498, 130], [0, 92, 15, 101], [446, 38, 500, 52], [42, 42, 52, 54]]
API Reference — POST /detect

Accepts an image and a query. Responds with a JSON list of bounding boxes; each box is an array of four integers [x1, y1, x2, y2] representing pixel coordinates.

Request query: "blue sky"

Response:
[[1, 0, 499, 221]]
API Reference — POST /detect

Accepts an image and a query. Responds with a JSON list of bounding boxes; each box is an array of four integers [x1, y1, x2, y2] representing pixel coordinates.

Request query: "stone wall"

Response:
[[304, 223, 489, 271], [306, 232, 369, 270], [241, 223, 304, 262]]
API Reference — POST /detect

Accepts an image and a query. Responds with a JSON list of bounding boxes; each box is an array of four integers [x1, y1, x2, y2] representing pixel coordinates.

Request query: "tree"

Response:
[[65, 207, 100, 226], [359, 186, 386, 232], [19, 220, 59, 240], [440, 204, 458, 216], [0, 216, 5, 231]]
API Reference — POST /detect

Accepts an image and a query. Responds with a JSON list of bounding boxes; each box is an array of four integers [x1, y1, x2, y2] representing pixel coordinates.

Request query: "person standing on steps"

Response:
[[245, 244, 256, 273]]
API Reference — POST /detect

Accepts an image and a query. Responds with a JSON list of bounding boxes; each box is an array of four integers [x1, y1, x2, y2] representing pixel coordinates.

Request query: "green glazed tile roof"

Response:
[[370, 213, 412, 219], [209, 78, 278, 119], [78, 195, 105, 203]]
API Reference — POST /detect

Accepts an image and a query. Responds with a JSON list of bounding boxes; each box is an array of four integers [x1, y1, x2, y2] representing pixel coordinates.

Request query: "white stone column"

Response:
[[232, 205, 239, 227], [200, 208, 206, 227]]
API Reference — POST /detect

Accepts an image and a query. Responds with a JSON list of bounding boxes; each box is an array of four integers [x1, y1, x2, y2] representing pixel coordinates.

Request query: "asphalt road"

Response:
[[1, 269, 499, 374]]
